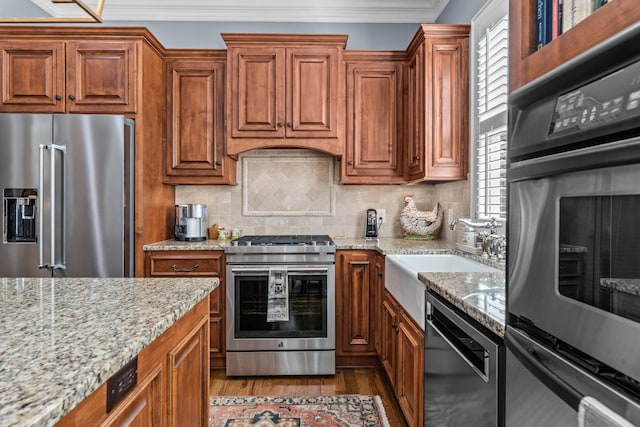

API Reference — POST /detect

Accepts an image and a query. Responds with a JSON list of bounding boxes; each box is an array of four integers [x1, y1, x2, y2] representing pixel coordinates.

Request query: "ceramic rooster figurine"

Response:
[[400, 196, 443, 240]]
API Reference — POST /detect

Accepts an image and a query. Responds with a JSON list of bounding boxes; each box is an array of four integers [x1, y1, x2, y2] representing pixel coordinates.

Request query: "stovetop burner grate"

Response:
[[232, 235, 334, 246]]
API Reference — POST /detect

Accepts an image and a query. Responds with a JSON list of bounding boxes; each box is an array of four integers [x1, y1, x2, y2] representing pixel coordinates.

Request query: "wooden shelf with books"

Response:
[[509, 0, 640, 91]]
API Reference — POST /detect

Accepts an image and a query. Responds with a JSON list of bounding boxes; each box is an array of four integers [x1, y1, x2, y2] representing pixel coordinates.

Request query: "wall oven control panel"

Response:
[[550, 58, 640, 136]]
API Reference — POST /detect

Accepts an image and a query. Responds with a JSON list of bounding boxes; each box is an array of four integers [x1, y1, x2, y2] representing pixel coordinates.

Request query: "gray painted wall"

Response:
[[2, 0, 488, 50]]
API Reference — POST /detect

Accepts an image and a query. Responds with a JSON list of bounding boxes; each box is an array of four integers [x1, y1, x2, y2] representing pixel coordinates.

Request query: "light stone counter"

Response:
[[419, 271, 506, 337], [0, 276, 218, 427], [143, 237, 505, 336]]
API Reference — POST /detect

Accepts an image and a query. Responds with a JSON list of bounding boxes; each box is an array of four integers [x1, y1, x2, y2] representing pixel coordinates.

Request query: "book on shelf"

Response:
[[535, 0, 610, 49]]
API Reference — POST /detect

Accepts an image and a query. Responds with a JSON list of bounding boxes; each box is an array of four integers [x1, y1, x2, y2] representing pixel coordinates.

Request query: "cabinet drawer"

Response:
[[148, 252, 223, 276]]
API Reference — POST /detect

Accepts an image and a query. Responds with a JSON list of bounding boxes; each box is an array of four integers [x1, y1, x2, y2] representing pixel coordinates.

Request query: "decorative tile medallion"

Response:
[[242, 150, 335, 217]]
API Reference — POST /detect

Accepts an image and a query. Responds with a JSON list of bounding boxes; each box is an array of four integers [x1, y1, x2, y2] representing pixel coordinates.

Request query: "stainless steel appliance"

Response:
[[506, 23, 640, 426], [0, 114, 134, 277], [174, 203, 207, 241], [225, 235, 336, 376], [425, 292, 504, 426]]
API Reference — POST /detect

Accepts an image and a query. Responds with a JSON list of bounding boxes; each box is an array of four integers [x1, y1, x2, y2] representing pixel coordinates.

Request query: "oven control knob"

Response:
[[310, 240, 317, 246]]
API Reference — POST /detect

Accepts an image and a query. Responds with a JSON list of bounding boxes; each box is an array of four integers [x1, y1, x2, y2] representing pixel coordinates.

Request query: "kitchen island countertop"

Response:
[[143, 237, 505, 336], [0, 276, 218, 427]]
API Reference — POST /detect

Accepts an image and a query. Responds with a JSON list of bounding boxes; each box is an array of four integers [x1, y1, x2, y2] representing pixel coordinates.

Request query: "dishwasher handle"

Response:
[[426, 295, 493, 383]]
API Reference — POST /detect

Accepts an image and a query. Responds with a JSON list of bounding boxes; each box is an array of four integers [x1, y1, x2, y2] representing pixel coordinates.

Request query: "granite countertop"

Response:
[[0, 277, 218, 427], [419, 271, 506, 337], [143, 236, 506, 336]]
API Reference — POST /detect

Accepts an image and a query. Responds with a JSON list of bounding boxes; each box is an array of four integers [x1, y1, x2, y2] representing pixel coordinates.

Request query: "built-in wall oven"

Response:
[[225, 235, 335, 376], [506, 22, 640, 425]]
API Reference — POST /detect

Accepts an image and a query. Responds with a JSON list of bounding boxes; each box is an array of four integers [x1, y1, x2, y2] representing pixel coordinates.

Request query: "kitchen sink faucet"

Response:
[[450, 217, 506, 261]]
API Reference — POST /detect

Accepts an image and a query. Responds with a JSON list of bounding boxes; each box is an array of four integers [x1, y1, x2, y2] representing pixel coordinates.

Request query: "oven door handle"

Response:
[[230, 267, 329, 275]]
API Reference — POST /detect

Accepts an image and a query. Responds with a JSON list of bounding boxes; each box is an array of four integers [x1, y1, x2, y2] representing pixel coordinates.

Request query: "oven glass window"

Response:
[[559, 196, 640, 322], [234, 273, 328, 339]]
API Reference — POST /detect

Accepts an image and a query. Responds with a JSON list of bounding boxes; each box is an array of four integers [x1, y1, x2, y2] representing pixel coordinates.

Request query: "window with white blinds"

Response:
[[471, 0, 508, 220]]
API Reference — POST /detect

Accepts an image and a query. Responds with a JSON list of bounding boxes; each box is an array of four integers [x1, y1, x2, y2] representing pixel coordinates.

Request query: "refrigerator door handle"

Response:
[[506, 329, 583, 410], [38, 144, 47, 269], [50, 143, 66, 271]]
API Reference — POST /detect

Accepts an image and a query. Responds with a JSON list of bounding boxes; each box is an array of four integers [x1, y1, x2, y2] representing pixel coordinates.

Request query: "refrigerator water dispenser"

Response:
[[3, 188, 37, 243]]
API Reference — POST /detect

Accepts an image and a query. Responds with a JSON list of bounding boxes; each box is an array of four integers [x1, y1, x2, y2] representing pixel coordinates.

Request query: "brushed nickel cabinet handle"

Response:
[[171, 263, 199, 273]]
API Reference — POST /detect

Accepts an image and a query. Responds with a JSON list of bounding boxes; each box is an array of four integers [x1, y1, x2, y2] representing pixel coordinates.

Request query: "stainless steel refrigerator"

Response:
[[1, 114, 134, 277]]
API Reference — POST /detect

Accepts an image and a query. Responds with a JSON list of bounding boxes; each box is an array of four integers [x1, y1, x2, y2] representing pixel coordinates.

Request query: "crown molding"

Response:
[[29, 0, 450, 23]]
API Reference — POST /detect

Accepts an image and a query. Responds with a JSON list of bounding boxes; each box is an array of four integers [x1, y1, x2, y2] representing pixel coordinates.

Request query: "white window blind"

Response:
[[471, 1, 508, 221]]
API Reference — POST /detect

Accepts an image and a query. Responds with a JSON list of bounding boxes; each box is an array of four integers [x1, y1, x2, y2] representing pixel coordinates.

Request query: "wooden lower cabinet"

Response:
[[335, 250, 379, 367], [57, 296, 210, 427], [381, 290, 424, 427], [145, 250, 226, 368]]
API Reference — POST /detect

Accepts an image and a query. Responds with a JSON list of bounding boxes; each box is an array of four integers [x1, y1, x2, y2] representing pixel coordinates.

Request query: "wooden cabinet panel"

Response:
[[223, 34, 346, 156], [0, 40, 65, 112], [230, 46, 284, 137], [373, 255, 385, 356], [145, 250, 225, 368], [287, 47, 339, 138], [396, 309, 424, 427], [66, 41, 136, 113], [165, 58, 236, 184], [0, 39, 136, 113], [381, 290, 425, 427], [407, 44, 425, 179], [510, 0, 640, 91], [380, 291, 398, 388], [147, 252, 223, 277], [336, 250, 378, 358], [102, 365, 162, 427], [167, 317, 209, 427], [343, 52, 405, 184], [425, 39, 467, 179], [406, 25, 469, 183]]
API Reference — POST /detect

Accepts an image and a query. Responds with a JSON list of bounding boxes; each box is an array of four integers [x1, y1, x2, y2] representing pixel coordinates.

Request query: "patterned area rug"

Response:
[[209, 395, 391, 427]]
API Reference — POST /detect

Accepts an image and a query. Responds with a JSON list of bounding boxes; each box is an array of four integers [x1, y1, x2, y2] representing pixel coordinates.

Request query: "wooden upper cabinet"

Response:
[[342, 52, 405, 184], [0, 40, 65, 112], [222, 34, 346, 156], [406, 25, 469, 183], [165, 56, 236, 184], [510, 0, 640, 92], [66, 41, 136, 113], [0, 39, 136, 113]]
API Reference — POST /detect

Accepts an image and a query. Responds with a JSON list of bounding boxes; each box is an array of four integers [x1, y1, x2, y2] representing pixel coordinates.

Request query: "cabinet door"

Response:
[[424, 38, 468, 180], [0, 40, 65, 112], [343, 59, 405, 183], [287, 46, 339, 138], [228, 46, 285, 138], [102, 365, 163, 427], [66, 41, 136, 113], [336, 250, 377, 355], [380, 291, 398, 388], [407, 43, 425, 180], [396, 309, 425, 427], [167, 316, 209, 427], [165, 59, 235, 184], [374, 255, 385, 356]]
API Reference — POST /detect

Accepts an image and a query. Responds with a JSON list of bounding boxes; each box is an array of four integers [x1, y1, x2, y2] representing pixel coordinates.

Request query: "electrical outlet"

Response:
[[377, 209, 386, 225]]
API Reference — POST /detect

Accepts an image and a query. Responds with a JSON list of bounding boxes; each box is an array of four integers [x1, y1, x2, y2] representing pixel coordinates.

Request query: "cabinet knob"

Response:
[[378, 270, 383, 277], [55, 95, 62, 101], [391, 321, 399, 333], [277, 122, 284, 127], [68, 95, 75, 101], [347, 160, 354, 165], [414, 156, 420, 160], [215, 161, 222, 166], [286, 122, 293, 127]]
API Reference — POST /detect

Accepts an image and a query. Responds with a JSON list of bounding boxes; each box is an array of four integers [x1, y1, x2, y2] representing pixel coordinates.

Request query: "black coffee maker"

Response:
[[365, 208, 379, 239]]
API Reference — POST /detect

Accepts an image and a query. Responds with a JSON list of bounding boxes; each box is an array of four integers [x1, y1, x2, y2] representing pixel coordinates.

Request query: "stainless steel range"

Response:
[[225, 235, 336, 376]]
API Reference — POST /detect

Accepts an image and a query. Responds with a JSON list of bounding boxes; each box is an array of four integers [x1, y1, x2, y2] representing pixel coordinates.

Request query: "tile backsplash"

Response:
[[175, 149, 470, 242]]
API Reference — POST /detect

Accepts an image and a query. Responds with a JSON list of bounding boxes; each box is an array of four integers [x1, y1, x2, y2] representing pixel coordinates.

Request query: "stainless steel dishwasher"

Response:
[[425, 292, 504, 426]]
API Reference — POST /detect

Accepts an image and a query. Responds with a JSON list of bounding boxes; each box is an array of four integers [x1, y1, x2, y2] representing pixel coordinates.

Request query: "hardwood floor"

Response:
[[209, 367, 409, 426]]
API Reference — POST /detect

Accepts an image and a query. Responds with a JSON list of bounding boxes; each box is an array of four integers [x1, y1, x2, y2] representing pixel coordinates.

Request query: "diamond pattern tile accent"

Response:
[[242, 150, 335, 216]]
